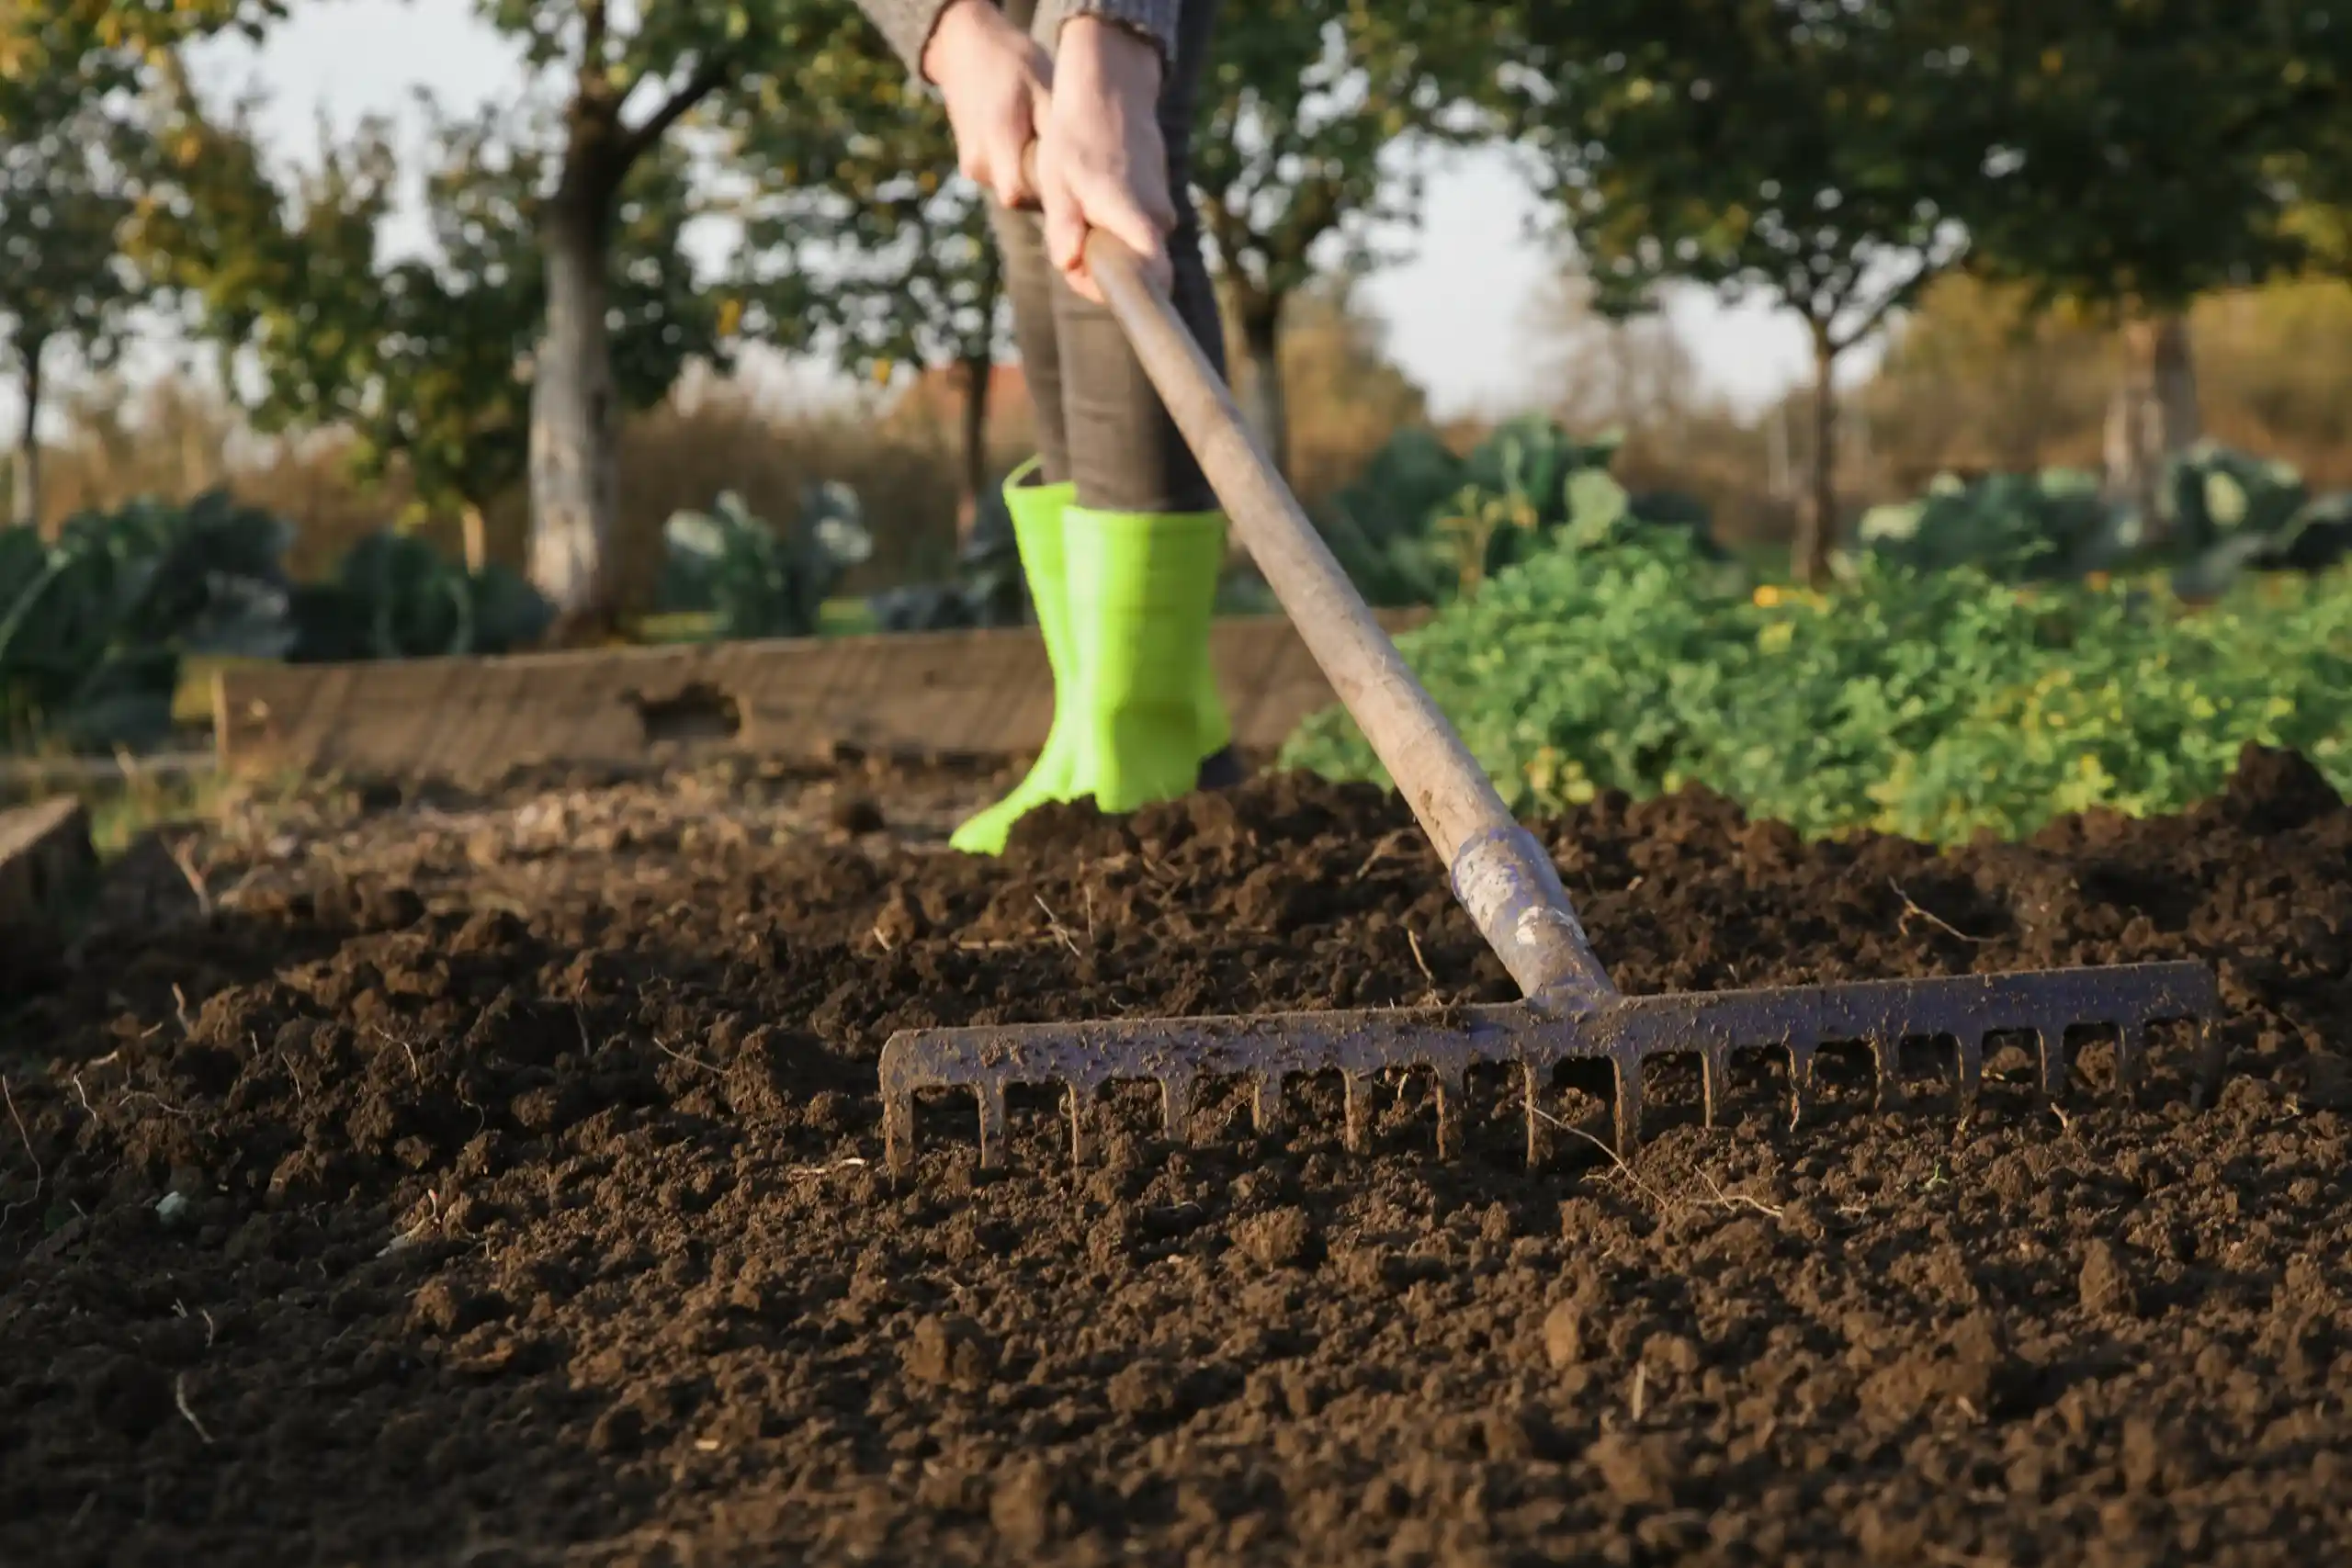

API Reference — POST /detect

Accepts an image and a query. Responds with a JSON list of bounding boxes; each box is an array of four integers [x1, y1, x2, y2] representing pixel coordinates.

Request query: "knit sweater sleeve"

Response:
[[855, 0, 959, 78], [856, 0, 1181, 79], [1033, 0, 1181, 62]]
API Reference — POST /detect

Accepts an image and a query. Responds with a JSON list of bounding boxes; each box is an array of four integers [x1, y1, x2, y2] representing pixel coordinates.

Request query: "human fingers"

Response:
[[1058, 173, 1174, 302]]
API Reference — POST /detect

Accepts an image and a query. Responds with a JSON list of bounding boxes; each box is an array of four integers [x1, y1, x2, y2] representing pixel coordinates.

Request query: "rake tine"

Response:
[[978, 1081, 1010, 1168], [1432, 1067, 1465, 1158], [1955, 1032, 1984, 1113], [2114, 1022, 2145, 1099], [1252, 1071, 1283, 1135], [1162, 1070, 1195, 1144], [1521, 1061, 1548, 1168], [1611, 1050, 1644, 1155], [1067, 1083, 1092, 1166], [1702, 1045, 1733, 1130], [1342, 1071, 1372, 1154], [1786, 1038, 1820, 1132], [2040, 1017, 2072, 1101], [1872, 1035, 1901, 1111], [885, 1087, 916, 1172]]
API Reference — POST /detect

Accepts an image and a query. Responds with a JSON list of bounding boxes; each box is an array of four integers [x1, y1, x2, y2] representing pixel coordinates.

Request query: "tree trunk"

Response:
[[13, 337, 42, 531], [528, 192, 621, 626], [957, 355, 991, 546], [1765, 397, 1791, 503], [459, 501, 490, 575], [2102, 310, 2200, 531], [1795, 323, 1839, 587], [1238, 294, 1289, 481]]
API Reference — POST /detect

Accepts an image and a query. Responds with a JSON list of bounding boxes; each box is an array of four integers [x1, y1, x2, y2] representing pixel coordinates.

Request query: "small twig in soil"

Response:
[[1532, 1105, 1677, 1213], [263, 1031, 307, 1103], [115, 1089, 190, 1122], [1, 1075, 43, 1225], [1696, 1171, 1787, 1221], [1630, 1361, 1648, 1423], [1890, 879, 1989, 944], [1351, 829, 1416, 883], [1034, 897, 1081, 959], [653, 1036, 724, 1077], [379, 1190, 444, 1256], [174, 1374, 215, 1445], [164, 838, 214, 918], [1405, 930, 1445, 1010], [174, 1300, 220, 1348], [172, 985, 198, 1035], [1535, 1101, 1783, 1221], [209, 863, 264, 913], [372, 1026, 421, 1082], [786, 1157, 870, 1180]]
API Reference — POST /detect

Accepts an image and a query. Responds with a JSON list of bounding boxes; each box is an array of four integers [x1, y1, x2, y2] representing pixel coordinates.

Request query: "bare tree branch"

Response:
[[617, 51, 735, 170]]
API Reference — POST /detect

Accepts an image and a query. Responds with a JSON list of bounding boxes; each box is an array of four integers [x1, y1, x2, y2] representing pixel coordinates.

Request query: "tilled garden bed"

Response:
[[4, 745, 2349, 1566]]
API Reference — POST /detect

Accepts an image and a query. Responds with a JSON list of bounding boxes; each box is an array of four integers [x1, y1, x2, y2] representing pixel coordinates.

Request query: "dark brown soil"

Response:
[[5, 743, 2351, 1567]]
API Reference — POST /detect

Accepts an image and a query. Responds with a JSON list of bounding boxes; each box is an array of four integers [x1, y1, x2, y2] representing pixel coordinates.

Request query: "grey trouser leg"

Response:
[[985, 0, 1225, 515]]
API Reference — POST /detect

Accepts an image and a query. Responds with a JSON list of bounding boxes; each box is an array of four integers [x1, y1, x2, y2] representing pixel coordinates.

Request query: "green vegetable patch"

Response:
[[1282, 525, 2352, 844]]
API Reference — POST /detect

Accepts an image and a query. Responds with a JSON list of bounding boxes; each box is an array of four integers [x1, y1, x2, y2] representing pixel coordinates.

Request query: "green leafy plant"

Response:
[[1320, 416, 1724, 606], [1858, 444, 2352, 598], [866, 481, 1028, 634], [2161, 443, 2352, 599], [1857, 468, 2138, 581], [661, 483, 874, 642], [287, 530, 555, 663], [0, 489, 297, 749], [1283, 521, 2352, 846]]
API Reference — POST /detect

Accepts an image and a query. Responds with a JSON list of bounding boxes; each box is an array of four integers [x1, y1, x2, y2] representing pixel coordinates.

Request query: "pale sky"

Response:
[[119, 0, 1849, 426]]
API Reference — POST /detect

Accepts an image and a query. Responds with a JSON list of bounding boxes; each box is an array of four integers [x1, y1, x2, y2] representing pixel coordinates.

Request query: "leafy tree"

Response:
[[2, 1, 266, 94], [1941, 0, 2345, 524], [1196, 0, 1505, 479], [2266, 8, 2352, 283], [1511, 0, 1991, 585], [462, 0, 890, 632], [136, 71, 732, 583], [118, 0, 869, 626], [0, 34, 148, 528], [1219, 278, 1427, 509], [726, 29, 1010, 520]]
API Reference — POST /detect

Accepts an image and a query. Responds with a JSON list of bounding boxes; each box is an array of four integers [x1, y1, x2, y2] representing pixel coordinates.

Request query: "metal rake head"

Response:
[[878, 961, 2222, 1174]]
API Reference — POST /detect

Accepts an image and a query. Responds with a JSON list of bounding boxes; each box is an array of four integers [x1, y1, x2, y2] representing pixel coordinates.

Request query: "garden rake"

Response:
[[878, 175, 2222, 1176]]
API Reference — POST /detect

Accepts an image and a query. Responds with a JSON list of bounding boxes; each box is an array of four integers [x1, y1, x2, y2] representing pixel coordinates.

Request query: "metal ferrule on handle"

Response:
[[1076, 227, 1619, 1012]]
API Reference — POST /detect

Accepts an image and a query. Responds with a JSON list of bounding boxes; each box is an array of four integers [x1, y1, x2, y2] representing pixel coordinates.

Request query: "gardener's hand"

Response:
[[1034, 17, 1175, 303], [922, 0, 1054, 209]]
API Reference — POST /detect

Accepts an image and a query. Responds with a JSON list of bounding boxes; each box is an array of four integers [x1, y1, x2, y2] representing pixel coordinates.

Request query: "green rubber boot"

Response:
[[1063, 504, 1235, 814], [948, 460, 1081, 855]]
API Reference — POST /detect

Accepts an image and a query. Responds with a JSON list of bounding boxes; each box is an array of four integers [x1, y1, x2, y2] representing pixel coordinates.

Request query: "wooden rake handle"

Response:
[[1012, 144, 1617, 1007]]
